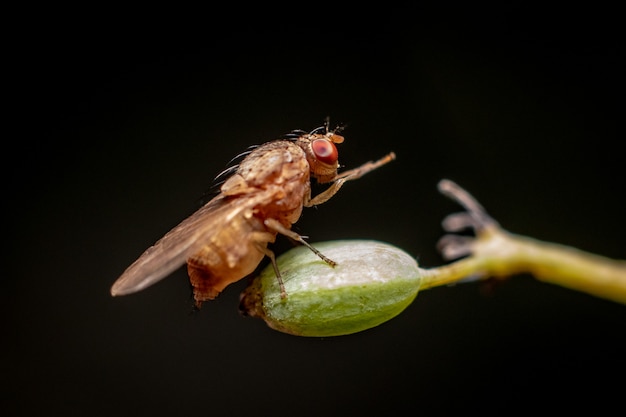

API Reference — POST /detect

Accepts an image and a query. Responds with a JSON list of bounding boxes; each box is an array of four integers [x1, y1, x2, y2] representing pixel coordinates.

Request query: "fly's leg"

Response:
[[254, 242, 287, 299], [306, 178, 348, 207], [306, 152, 396, 206], [334, 151, 396, 181], [264, 218, 337, 267]]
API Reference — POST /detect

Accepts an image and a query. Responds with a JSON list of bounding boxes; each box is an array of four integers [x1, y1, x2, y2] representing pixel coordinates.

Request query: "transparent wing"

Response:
[[110, 191, 270, 296]]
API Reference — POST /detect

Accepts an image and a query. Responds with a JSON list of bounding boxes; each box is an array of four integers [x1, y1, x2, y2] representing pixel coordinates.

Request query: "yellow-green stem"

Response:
[[419, 256, 490, 289], [496, 232, 626, 304], [419, 226, 626, 304]]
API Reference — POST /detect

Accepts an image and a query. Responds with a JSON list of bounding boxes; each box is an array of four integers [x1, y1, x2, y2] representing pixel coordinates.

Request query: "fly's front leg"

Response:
[[306, 152, 396, 206], [334, 151, 396, 181], [264, 218, 337, 267], [305, 177, 348, 207]]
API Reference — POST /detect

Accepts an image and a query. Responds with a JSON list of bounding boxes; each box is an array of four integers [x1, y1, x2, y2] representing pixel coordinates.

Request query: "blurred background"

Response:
[[6, 6, 625, 415]]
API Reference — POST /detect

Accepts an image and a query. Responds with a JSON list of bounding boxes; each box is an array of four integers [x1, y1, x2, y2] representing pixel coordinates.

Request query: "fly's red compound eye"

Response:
[[311, 139, 338, 165]]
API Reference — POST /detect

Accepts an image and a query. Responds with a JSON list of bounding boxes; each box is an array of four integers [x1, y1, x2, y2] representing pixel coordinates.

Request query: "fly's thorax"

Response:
[[236, 140, 308, 187], [296, 132, 343, 184], [226, 139, 310, 226]]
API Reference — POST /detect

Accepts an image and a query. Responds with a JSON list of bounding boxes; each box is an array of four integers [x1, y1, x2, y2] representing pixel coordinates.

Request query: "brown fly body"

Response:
[[111, 123, 395, 308]]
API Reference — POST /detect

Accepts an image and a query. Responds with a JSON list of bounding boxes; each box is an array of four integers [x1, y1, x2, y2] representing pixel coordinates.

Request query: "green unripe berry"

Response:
[[240, 240, 423, 337]]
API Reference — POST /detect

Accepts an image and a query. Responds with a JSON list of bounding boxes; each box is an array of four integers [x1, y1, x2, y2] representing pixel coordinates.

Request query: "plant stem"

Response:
[[424, 180, 626, 304]]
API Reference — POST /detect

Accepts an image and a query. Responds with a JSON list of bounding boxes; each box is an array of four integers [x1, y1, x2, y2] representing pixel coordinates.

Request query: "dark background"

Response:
[[6, 7, 625, 416]]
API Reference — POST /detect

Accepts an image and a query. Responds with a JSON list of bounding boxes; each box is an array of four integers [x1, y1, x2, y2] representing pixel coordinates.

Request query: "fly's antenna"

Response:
[[288, 120, 347, 139], [310, 118, 339, 135], [317, 117, 346, 135], [332, 122, 347, 134], [323, 116, 331, 132]]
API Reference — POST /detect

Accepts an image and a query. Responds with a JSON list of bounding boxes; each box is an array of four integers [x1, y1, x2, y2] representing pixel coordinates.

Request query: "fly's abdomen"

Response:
[[186, 213, 274, 307]]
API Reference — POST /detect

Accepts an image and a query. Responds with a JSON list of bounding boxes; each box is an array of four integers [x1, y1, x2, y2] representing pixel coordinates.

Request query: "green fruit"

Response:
[[240, 240, 423, 337]]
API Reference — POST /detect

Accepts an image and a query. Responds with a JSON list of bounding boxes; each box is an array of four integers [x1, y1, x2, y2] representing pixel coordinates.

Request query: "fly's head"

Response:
[[294, 125, 345, 184]]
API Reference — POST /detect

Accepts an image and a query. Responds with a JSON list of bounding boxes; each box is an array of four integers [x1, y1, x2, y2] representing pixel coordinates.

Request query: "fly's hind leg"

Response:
[[264, 218, 337, 268], [254, 241, 287, 299]]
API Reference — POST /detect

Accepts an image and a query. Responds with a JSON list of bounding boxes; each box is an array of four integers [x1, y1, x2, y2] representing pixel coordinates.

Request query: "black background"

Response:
[[6, 7, 625, 416]]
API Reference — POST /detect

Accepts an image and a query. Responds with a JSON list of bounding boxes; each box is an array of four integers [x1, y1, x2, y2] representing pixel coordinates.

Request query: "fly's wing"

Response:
[[110, 190, 272, 296]]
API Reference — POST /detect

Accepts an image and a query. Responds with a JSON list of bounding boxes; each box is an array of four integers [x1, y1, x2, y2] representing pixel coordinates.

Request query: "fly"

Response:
[[110, 122, 396, 308]]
